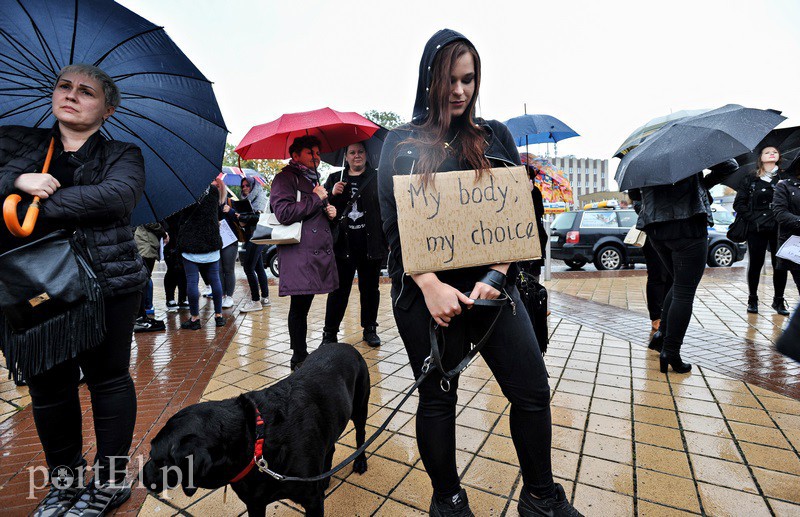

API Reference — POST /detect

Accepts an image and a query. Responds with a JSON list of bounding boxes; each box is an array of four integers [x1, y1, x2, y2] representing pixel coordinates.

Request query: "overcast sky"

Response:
[[119, 0, 800, 172]]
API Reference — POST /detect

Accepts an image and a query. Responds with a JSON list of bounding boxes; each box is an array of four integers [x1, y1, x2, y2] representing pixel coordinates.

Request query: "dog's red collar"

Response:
[[230, 408, 266, 483]]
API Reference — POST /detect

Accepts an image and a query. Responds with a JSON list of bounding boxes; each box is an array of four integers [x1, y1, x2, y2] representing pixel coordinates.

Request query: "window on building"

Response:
[[569, 167, 573, 173]]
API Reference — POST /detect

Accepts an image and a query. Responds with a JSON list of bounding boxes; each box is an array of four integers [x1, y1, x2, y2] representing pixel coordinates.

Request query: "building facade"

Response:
[[550, 156, 610, 206]]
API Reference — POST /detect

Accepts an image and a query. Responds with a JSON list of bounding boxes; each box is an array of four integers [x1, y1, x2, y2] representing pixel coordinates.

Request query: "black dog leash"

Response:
[[243, 292, 510, 484]]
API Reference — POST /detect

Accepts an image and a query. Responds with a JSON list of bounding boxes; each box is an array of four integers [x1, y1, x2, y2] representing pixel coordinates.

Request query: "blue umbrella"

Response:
[[0, 0, 228, 224], [503, 114, 579, 148], [218, 167, 266, 187]]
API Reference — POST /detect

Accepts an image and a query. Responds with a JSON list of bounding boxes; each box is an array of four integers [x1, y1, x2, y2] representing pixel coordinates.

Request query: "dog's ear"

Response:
[[180, 446, 212, 497]]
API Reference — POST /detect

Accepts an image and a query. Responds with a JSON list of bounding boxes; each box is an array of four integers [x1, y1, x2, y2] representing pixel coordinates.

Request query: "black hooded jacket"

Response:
[[378, 29, 522, 304]]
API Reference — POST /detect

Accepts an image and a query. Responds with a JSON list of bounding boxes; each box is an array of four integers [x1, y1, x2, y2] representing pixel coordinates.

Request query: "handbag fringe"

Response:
[[1, 268, 106, 384]]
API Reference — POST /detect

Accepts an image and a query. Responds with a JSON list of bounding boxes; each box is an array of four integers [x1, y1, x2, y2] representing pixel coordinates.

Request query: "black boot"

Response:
[[290, 351, 308, 371], [321, 330, 337, 346], [519, 483, 584, 516], [363, 326, 381, 347], [747, 296, 759, 314], [430, 488, 474, 517], [648, 330, 663, 352], [659, 350, 692, 374], [772, 297, 790, 316]]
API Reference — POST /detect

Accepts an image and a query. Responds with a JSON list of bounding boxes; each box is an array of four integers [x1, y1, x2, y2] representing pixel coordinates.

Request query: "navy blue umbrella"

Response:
[[503, 114, 579, 147], [615, 105, 785, 191], [0, 0, 228, 224], [320, 125, 388, 171]]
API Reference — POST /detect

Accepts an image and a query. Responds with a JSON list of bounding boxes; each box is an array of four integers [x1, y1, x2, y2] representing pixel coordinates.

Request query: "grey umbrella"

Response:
[[615, 104, 785, 191], [613, 108, 710, 158]]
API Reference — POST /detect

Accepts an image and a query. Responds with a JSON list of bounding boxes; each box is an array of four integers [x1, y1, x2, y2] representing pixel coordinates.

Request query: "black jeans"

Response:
[[288, 294, 315, 358], [642, 239, 673, 321], [392, 283, 555, 499], [27, 292, 140, 484], [164, 257, 186, 304], [324, 254, 382, 332], [242, 241, 269, 301], [747, 230, 788, 299], [650, 236, 708, 354], [219, 243, 238, 297]]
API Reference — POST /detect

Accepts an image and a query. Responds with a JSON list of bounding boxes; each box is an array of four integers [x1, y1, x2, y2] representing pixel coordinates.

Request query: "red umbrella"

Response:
[[235, 107, 380, 160]]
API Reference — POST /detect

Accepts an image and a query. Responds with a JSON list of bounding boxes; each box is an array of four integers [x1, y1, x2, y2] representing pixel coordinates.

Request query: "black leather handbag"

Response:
[[0, 230, 105, 382], [516, 270, 549, 355], [726, 215, 750, 243]]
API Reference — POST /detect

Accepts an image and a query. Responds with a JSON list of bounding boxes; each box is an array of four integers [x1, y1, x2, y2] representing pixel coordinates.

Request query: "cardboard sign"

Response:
[[393, 166, 541, 274]]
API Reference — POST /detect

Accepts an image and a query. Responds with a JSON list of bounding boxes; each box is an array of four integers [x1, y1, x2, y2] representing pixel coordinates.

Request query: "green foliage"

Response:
[[363, 110, 404, 129]]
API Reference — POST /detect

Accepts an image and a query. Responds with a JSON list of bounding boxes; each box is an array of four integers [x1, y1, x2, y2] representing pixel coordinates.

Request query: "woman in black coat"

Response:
[[772, 162, 800, 290], [639, 160, 737, 374], [733, 146, 791, 315], [378, 30, 582, 517], [0, 64, 146, 515]]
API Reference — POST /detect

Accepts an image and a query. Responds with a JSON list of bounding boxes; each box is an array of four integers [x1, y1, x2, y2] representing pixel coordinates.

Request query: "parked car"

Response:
[[238, 243, 279, 277], [550, 208, 746, 270]]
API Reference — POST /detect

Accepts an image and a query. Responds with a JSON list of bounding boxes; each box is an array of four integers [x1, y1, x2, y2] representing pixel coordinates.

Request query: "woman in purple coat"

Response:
[[270, 135, 338, 370]]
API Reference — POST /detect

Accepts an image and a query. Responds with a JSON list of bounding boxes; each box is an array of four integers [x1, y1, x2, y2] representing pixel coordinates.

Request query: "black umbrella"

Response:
[[721, 126, 800, 188], [0, 0, 228, 225], [615, 104, 785, 191], [320, 125, 388, 174]]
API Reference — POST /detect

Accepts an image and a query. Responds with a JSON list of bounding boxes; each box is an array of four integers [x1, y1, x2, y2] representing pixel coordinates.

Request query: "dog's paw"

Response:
[[352, 455, 368, 475]]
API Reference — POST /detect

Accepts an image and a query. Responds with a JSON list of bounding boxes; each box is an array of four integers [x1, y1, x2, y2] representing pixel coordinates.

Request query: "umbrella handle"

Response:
[[3, 138, 55, 237], [3, 194, 40, 237]]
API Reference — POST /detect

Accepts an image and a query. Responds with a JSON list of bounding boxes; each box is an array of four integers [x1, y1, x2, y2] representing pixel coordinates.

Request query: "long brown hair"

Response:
[[404, 41, 490, 185], [756, 146, 781, 177]]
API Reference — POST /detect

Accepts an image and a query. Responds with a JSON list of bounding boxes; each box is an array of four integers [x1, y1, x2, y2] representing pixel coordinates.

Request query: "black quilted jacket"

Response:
[[0, 125, 147, 297]]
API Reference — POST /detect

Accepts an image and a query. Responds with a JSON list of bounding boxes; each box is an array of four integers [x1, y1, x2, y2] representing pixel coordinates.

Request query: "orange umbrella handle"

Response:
[[3, 138, 55, 237]]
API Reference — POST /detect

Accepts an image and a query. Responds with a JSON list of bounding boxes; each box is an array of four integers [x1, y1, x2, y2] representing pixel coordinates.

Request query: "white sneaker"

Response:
[[202, 286, 213, 298], [240, 300, 262, 313], [221, 295, 234, 308], [261, 297, 271, 307]]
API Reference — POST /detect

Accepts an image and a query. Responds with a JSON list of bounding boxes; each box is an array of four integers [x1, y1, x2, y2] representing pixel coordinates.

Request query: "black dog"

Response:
[[142, 343, 370, 516]]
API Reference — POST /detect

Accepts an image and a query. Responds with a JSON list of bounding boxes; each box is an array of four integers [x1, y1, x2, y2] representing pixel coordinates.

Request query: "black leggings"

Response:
[[288, 294, 315, 358], [392, 283, 555, 499], [27, 292, 140, 484], [242, 241, 269, 301], [642, 239, 673, 321], [324, 254, 382, 332], [747, 230, 788, 299], [650, 236, 707, 354], [164, 257, 186, 304]]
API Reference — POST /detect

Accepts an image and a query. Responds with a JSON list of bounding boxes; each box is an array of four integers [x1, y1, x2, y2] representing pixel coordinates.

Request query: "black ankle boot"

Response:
[[648, 330, 663, 352], [659, 350, 692, 374], [519, 483, 583, 516], [430, 488, 473, 517], [747, 296, 759, 314], [772, 297, 790, 316], [290, 351, 308, 371], [363, 326, 381, 347], [321, 331, 337, 346]]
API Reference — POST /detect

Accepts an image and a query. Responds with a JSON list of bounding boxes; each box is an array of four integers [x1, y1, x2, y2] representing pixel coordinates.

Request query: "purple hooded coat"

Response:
[[270, 163, 339, 296]]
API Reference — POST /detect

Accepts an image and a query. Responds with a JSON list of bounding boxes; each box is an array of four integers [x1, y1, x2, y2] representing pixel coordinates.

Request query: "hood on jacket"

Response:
[[242, 178, 268, 212], [412, 29, 473, 124]]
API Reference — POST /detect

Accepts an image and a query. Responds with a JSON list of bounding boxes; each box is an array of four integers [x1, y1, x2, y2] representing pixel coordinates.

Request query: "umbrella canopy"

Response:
[[218, 167, 266, 187], [614, 104, 785, 192], [521, 153, 574, 210], [0, 0, 228, 225], [236, 108, 379, 160], [613, 109, 710, 158], [722, 126, 800, 188], [503, 114, 579, 147], [320, 126, 388, 169]]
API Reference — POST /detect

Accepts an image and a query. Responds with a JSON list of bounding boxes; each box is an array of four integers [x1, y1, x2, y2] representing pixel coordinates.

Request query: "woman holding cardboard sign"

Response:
[[378, 30, 582, 517]]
